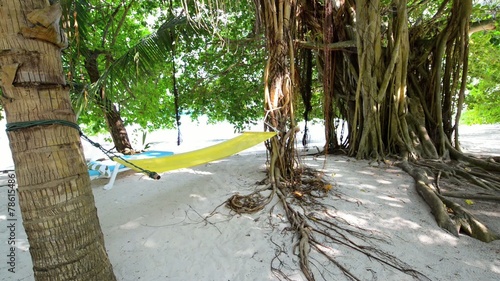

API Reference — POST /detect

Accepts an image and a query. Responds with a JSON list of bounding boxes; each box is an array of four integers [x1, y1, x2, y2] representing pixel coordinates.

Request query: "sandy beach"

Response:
[[1, 120, 499, 281]]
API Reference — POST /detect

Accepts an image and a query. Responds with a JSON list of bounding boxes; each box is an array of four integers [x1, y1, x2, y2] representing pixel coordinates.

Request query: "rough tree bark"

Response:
[[262, 0, 298, 183], [0, 1, 116, 279], [351, 0, 385, 159], [320, 0, 500, 242], [260, 0, 322, 279], [226, 1, 498, 280], [84, 50, 134, 154], [273, 0, 499, 244]]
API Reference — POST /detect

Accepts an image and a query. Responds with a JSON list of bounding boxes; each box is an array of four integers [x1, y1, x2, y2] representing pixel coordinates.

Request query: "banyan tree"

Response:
[[255, 0, 500, 242], [252, 0, 500, 278]]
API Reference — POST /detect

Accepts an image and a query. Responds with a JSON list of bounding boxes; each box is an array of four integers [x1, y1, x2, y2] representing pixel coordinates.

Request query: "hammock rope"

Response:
[[5, 120, 160, 179], [5, 120, 276, 180]]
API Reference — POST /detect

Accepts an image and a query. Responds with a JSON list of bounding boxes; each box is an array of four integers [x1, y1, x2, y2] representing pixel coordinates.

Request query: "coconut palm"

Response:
[[0, 1, 115, 279], [0, 1, 192, 279]]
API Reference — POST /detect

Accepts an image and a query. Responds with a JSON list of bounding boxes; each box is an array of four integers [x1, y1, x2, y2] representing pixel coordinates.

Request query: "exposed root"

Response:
[[437, 194, 499, 242], [440, 191, 500, 202], [226, 167, 429, 280], [448, 142, 500, 173], [226, 184, 274, 214], [398, 160, 500, 243], [398, 161, 460, 236]]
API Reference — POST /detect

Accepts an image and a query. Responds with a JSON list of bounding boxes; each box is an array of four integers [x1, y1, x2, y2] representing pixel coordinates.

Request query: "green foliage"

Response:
[[57, 0, 500, 135], [60, 0, 267, 135], [464, 25, 500, 124], [168, 2, 267, 131], [92, 15, 191, 95], [62, 0, 183, 135], [461, 105, 500, 125]]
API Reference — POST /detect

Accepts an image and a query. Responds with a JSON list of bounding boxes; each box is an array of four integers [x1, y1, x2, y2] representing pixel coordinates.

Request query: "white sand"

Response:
[[1, 120, 499, 281]]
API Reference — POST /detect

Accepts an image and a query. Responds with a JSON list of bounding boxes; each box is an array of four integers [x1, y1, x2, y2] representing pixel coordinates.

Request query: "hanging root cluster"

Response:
[[226, 167, 429, 281]]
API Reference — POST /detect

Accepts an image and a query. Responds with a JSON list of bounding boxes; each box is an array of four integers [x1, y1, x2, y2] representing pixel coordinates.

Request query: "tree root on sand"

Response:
[[397, 159, 500, 243], [226, 167, 429, 281]]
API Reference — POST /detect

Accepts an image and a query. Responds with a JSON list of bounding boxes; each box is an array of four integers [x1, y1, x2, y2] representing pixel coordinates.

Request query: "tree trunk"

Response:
[[84, 50, 133, 153], [322, 0, 340, 153], [262, 0, 298, 184], [316, 0, 497, 242], [351, 0, 384, 159], [0, 1, 116, 280], [103, 99, 134, 153]]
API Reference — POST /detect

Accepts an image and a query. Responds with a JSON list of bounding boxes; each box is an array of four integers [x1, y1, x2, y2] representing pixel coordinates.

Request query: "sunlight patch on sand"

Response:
[[120, 219, 142, 230], [418, 230, 459, 246], [189, 193, 207, 201]]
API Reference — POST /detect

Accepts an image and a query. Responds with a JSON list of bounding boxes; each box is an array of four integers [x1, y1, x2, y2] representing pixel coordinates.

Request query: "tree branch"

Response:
[[296, 40, 357, 50], [469, 19, 496, 35]]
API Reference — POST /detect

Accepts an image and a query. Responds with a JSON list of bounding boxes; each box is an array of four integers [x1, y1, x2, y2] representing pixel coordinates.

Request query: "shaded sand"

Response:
[[0, 122, 499, 280]]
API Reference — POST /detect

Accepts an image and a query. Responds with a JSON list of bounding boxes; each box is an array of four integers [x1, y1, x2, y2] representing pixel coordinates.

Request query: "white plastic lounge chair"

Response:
[[88, 169, 102, 180], [88, 150, 173, 190]]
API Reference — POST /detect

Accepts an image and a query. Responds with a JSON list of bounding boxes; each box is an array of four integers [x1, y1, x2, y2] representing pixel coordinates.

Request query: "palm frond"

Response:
[[70, 81, 89, 119], [90, 15, 196, 96]]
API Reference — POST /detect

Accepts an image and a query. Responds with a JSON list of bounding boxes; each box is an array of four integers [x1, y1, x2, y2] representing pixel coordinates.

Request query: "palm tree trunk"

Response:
[[0, 1, 116, 280]]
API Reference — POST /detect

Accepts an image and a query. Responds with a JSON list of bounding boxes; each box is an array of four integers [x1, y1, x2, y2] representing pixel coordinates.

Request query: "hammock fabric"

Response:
[[113, 132, 276, 174]]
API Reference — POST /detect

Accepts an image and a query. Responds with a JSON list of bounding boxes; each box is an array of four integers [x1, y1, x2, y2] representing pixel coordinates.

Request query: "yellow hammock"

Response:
[[113, 131, 276, 176]]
